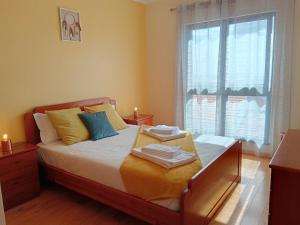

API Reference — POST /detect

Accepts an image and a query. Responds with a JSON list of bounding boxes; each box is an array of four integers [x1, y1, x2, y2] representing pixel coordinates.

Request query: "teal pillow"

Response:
[[79, 112, 118, 141]]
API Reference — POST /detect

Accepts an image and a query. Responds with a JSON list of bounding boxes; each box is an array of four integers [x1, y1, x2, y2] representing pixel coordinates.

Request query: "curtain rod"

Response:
[[170, 0, 226, 12]]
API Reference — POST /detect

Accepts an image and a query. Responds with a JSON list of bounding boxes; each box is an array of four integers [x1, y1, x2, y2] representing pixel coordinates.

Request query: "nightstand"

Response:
[[0, 143, 40, 210], [123, 114, 154, 126]]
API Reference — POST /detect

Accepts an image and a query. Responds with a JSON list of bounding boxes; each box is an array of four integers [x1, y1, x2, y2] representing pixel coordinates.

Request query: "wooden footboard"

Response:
[[40, 141, 241, 225], [181, 141, 242, 225], [39, 141, 241, 225]]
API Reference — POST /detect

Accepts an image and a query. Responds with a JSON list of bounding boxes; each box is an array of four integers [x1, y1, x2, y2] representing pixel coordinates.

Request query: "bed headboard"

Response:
[[24, 97, 116, 144]]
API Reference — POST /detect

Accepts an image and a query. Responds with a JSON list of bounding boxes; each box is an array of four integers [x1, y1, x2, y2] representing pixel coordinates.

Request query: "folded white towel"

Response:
[[149, 125, 180, 135], [143, 128, 187, 142], [141, 144, 181, 159], [131, 147, 197, 169]]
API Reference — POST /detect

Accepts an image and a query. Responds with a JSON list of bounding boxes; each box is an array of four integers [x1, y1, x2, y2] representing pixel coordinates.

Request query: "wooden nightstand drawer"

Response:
[[1, 165, 38, 191], [0, 151, 37, 177], [2, 179, 40, 210], [0, 165, 38, 185], [0, 143, 40, 210]]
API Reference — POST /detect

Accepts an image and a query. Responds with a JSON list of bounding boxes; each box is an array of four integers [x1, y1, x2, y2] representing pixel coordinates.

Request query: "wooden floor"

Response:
[[5, 155, 271, 225]]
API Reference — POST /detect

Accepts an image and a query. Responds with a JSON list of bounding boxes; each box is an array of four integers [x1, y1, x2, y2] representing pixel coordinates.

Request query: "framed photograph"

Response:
[[59, 8, 81, 42]]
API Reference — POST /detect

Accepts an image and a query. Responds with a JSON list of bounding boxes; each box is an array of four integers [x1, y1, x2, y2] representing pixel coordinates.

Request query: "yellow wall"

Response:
[[0, 0, 147, 142], [146, 0, 300, 128], [145, 0, 182, 126]]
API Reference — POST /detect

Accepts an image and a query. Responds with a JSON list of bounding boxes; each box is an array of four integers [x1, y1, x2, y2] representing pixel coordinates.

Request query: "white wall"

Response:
[[291, 0, 300, 128], [0, 187, 6, 225], [146, 0, 300, 129]]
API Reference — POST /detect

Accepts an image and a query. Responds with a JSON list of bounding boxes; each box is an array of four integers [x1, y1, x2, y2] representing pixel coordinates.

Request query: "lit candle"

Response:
[[1, 134, 12, 153], [2, 134, 8, 141], [134, 107, 139, 118]]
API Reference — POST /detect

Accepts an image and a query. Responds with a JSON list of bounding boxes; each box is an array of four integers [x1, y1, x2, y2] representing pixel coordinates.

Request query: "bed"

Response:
[[24, 97, 242, 225]]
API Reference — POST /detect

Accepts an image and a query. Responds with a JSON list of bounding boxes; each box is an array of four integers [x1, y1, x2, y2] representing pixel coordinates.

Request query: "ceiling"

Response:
[[133, 0, 158, 4]]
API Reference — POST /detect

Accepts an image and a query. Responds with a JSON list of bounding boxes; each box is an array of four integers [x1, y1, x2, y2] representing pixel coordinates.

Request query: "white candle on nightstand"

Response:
[[1, 134, 12, 152], [134, 107, 139, 118], [2, 134, 7, 142]]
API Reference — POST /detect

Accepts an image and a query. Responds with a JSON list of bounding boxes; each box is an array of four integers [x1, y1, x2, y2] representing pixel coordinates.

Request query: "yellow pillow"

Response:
[[46, 108, 89, 145], [84, 104, 127, 130]]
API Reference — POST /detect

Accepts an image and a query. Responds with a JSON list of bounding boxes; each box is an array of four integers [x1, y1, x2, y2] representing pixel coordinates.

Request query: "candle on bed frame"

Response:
[[1, 134, 12, 153], [134, 107, 139, 119]]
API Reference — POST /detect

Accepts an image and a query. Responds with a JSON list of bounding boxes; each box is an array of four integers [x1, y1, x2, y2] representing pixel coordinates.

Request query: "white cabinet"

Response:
[[0, 186, 6, 225]]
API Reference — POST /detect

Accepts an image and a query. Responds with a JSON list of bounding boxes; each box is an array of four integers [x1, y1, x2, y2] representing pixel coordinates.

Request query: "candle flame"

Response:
[[134, 107, 138, 112], [3, 134, 8, 141]]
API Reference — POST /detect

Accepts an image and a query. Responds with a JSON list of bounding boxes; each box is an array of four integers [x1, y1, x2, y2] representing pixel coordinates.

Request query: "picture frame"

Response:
[[59, 8, 82, 42]]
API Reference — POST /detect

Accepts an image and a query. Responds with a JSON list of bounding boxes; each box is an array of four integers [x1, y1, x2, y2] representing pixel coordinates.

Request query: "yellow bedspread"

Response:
[[120, 125, 202, 201]]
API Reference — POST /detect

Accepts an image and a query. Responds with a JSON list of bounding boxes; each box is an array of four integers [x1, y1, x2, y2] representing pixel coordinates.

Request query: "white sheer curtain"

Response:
[[175, 0, 294, 156]]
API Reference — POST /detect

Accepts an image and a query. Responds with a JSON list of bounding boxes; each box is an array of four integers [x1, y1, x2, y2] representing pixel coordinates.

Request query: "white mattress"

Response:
[[37, 125, 235, 211]]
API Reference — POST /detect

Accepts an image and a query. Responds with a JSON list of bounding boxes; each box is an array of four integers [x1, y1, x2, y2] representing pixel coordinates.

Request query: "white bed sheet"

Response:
[[37, 125, 235, 211]]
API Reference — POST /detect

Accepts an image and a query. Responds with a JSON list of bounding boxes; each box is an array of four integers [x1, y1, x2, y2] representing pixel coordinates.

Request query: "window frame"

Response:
[[185, 12, 275, 144]]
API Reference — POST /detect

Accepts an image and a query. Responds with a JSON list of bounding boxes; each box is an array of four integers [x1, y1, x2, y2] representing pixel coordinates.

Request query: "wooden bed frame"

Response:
[[24, 97, 242, 225]]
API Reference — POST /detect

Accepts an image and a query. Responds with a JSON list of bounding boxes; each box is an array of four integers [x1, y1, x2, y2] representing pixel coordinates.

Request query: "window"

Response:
[[185, 13, 275, 146]]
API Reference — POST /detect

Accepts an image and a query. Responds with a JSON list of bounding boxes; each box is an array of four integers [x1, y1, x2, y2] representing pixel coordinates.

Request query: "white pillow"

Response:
[[33, 113, 59, 144]]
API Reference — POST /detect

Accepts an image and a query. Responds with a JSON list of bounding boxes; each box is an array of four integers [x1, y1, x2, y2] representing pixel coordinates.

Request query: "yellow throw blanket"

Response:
[[120, 125, 202, 201]]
